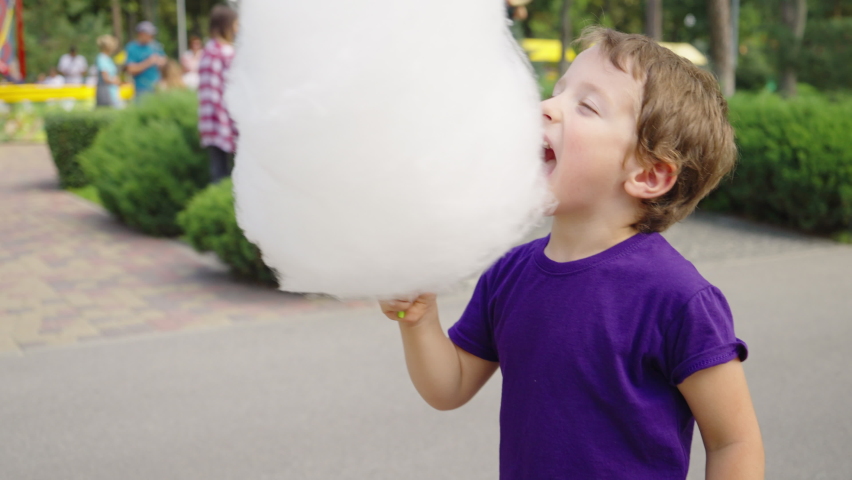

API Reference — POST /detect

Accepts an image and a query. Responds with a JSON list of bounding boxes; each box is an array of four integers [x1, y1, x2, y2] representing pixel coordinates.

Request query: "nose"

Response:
[[540, 97, 560, 124]]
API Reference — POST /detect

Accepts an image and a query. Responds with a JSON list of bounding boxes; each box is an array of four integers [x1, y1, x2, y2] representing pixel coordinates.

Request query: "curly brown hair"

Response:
[[577, 27, 737, 233]]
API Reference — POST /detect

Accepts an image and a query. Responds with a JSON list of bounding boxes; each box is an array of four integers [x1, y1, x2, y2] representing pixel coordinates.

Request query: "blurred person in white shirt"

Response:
[[180, 35, 203, 89], [42, 67, 65, 86], [57, 46, 88, 85]]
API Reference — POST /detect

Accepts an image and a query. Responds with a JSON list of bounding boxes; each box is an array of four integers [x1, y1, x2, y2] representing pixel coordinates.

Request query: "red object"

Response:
[[15, 0, 25, 78], [198, 39, 238, 153]]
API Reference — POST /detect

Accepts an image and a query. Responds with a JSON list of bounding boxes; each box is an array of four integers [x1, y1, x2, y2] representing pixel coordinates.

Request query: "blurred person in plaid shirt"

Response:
[[198, 4, 239, 183]]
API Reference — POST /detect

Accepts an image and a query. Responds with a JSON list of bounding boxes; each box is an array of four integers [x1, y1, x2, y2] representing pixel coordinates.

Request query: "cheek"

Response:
[[562, 123, 635, 174], [555, 131, 600, 182], [558, 121, 606, 165]]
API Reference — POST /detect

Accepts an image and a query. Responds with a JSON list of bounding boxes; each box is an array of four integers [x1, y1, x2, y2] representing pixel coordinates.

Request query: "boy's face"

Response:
[[541, 46, 643, 217]]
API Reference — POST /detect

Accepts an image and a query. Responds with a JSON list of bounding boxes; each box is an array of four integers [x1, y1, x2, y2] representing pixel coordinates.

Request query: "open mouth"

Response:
[[543, 140, 556, 177]]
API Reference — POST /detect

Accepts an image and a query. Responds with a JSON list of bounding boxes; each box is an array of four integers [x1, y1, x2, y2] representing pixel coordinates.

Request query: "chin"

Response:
[[541, 190, 561, 217]]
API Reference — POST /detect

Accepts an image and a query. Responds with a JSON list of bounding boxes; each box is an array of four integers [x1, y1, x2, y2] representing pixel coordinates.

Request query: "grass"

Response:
[[831, 231, 852, 244], [67, 185, 103, 207]]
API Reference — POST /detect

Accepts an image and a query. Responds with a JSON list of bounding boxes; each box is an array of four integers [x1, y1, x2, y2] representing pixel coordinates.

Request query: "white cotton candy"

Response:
[[227, 0, 551, 299]]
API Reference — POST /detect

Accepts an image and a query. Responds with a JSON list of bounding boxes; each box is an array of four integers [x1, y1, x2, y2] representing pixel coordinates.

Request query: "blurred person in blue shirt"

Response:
[[95, 35, 122, 108], [125, 21, 166, 99]]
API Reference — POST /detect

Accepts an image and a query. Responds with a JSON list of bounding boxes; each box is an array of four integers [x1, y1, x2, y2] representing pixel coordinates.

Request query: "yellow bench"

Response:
[[0, 84, 135, 103]]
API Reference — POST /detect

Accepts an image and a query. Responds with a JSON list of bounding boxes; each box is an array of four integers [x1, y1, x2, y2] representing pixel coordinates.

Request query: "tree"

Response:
[[645, 0, 662, 40], [22, 0, 111, 82], [707, 0, 734, 96], [140, 0, 154, 23], [779, 0, 807, 96], [559, 0, 572, 74], [111, 0, 123, 43]]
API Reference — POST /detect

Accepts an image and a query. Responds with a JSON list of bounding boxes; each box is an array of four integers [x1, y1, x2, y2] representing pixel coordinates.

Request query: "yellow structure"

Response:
[[521, 38, 707, 66], [522, 38, 577, 63], [0, 84, 135, 103], [657, 42, 708, 66]]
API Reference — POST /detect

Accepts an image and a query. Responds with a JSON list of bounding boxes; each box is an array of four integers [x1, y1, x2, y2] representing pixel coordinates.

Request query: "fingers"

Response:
[[380, 299, 412, 316], [415, 293, 437, 303], [378, 293, 438, 321]]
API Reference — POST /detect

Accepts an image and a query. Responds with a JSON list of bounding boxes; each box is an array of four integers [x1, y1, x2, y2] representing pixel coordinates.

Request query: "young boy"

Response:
[[379, 27, 764, 479]]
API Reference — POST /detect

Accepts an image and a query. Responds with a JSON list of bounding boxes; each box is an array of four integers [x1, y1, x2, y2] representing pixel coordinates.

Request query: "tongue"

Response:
[[544, 148, 555, 161]]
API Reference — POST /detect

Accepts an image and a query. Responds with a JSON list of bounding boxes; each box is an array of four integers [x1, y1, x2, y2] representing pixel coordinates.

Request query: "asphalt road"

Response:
[[2, 213, 851, 479]]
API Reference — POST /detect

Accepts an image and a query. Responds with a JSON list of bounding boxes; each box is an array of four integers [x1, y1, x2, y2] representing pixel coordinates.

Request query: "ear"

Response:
[[624, 159, 678, 200]]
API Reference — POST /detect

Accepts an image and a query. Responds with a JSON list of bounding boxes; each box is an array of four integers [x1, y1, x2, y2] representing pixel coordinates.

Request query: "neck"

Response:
[[544, 213, 638, 263], [213, 35, 232, 45]]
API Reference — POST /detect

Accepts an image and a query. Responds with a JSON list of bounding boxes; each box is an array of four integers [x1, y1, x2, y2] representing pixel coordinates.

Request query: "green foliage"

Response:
[[703, 93, 852, 233], [44, 108, 116, 188], [526, 0, 645, 40], [0, 102, 56, 143], [798, 18, 852, 92], [67, 185, 103, 205], [833, 231, 852, 244], [178, 179, 277, 284], [22, 0, 111, 82], [79, 90, 208, 236], [22, 0, 222, 80]]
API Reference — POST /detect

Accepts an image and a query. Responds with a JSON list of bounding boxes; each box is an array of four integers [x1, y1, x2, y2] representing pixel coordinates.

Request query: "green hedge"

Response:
[[178, 179, 277, 284], [79, 91, 208, 236], [703, 93, 852, 233], [44, 109, 116, 188]]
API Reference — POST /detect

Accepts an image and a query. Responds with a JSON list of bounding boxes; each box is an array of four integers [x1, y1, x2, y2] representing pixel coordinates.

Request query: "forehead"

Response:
[[555, 46, 643, 114]]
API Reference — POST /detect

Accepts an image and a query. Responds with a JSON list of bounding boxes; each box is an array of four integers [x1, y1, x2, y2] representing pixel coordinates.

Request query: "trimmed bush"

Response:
[[703, 93, 852, 233], [79, 91, 208, 236], [178, 179, 277, 284], [44, 109, 116, 188]]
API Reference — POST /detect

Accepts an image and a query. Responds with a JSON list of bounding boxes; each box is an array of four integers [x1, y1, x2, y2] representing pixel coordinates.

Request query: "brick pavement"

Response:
[[0, 144, 367, 355]]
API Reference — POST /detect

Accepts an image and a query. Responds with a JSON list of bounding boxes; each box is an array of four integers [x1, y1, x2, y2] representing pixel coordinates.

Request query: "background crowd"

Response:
[[36, 20, 207, 107], [32, 4, 240, 185]]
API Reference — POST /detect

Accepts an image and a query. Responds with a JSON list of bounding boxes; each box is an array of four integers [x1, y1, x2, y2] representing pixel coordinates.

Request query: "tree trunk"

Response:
[[558, 0, 573, 75], [128, 10, 136, 40], [140, 0, 159, 27], [707, 0, 735, 97], [780, 0, 807, 97], [645, 0, 662, 41], [141, 0, 153, 21], [111, 0, 123, 44]]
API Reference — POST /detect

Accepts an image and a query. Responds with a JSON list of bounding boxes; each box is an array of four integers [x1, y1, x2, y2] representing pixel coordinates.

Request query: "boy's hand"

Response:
[[379, 293, 437, 325]]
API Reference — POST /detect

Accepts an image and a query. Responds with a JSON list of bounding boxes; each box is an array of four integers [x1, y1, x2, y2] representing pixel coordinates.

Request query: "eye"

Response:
[[578, 102, 598, 115]]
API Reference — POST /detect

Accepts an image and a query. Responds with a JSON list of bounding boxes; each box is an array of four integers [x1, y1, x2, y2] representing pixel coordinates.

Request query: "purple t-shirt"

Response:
[[448, 233, 747, 480]]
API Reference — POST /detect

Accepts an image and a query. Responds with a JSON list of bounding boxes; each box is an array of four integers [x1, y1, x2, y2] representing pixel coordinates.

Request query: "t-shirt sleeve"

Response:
[[448, 271, 499, 363], [663, 286, 748, 385]]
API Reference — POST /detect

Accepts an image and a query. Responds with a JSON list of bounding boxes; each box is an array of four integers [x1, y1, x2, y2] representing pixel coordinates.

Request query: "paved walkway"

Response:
[[0, 145, 365, 355]]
